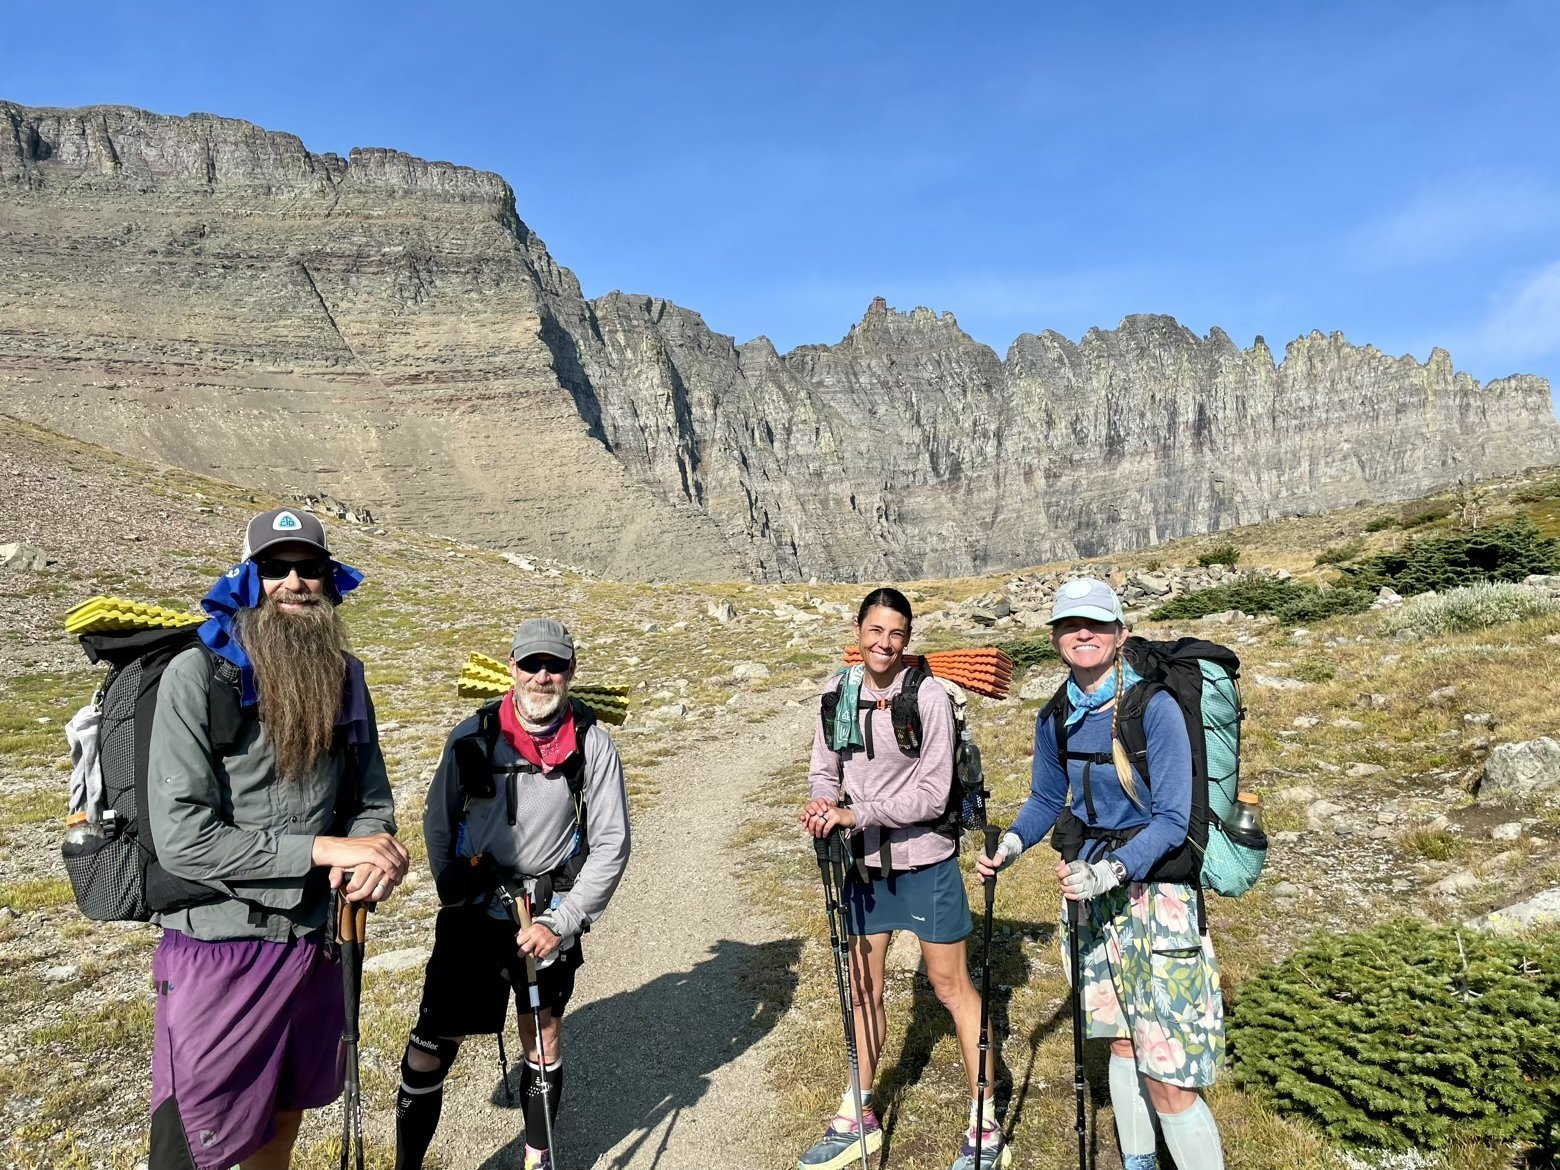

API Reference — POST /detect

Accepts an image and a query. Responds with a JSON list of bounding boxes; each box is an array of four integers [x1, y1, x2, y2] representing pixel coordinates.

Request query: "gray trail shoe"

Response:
[[797, 1112, 883, 1170], [948, 1123, 1012, 1170]]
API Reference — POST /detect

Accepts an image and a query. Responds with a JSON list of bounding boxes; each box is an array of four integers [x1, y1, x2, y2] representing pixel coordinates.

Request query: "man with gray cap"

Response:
[[396, 618, 632, 1170]]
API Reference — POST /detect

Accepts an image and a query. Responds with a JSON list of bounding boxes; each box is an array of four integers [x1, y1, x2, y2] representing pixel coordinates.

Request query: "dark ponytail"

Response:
[[856, 587, 914, 633]]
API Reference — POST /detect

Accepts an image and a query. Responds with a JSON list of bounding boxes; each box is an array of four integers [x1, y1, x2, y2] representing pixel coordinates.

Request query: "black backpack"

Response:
[[820, 664, 989, 868], [61, 627, 247, 922], [448, 696, 597, 904]]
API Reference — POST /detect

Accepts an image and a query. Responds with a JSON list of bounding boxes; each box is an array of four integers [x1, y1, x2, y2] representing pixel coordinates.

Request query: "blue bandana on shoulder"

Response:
[[1064, 661, 1143, 729], [197, 558, 364, 707]]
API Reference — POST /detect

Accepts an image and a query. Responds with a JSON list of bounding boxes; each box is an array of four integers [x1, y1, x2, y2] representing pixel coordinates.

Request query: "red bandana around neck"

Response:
[[499, 689, 578, 771]]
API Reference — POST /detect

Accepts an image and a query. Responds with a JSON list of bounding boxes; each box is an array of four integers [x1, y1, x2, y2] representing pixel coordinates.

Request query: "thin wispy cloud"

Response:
[[1472, 259, 1560, 365], [1354, 175, 1555, 270]]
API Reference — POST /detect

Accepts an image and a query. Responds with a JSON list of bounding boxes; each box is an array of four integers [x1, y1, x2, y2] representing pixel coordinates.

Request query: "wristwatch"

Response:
[[1105, 856, 1128, 885]]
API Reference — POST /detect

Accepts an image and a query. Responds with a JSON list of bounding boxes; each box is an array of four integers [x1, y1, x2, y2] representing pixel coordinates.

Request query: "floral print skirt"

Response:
[[1060, 881, 1225, 1088]]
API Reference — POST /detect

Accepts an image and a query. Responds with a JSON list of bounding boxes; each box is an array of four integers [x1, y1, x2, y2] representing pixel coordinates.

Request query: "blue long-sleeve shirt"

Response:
[[1009, 688, 1192, 880]]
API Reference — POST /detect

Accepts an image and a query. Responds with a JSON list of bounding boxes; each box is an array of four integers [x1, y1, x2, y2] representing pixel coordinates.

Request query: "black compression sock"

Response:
[[520, 1058, 565, 1150], [395, 1054, 455, 1170]]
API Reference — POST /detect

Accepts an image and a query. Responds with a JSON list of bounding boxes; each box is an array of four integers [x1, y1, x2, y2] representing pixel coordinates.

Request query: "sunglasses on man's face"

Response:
[[514, 655, 572, 676], [254, 556, 332, 581]]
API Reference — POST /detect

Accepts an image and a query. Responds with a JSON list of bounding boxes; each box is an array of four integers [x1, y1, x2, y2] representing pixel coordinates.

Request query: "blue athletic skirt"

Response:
[[843, 853, 972, 943]]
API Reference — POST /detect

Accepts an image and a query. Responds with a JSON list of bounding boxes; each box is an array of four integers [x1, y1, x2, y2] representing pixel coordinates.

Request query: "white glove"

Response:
[[988, 830, 1025, 871], [1060, 858, 1122, 902]]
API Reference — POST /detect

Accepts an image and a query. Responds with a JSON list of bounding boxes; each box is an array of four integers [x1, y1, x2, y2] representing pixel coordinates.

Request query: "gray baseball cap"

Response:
[[511, 617, 575, 662], [241, 508, 331, 560], [1048, 577, 1125, 625]]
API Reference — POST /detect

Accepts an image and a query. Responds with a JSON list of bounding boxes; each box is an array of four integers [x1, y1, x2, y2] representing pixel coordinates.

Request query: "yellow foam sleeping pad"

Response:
[[64, 596, 205, 636], [457, 651, 629, 725]]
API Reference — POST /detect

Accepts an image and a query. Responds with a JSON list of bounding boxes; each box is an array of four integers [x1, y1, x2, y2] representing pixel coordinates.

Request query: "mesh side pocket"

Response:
[[61, 832, 150, 922], [1200, 825, 1267, 898]]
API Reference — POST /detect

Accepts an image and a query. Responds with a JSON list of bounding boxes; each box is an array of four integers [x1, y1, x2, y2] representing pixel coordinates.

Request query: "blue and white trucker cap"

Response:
[[1047, 577, 1125, 625]]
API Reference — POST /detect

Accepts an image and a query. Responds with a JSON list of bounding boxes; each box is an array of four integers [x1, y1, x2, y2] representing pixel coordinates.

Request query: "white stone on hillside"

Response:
[[364, 948, 429, 974], [1468, 886, 1560, 934], [1483, 737, 1560, 799], [1346, 762, 1386, 778]]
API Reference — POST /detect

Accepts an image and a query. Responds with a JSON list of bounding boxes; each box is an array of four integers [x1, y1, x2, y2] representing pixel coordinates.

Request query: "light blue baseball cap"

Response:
[[1047, 577, 1125, 625]]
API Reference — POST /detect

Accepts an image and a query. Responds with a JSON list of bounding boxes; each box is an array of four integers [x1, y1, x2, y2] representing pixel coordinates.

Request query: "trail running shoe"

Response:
[[948, 1123, 1012, 1170], [1122, 1155, 1159, 1170], [797, 1112, 883, 1170], [523, 1148, 552, 1170]]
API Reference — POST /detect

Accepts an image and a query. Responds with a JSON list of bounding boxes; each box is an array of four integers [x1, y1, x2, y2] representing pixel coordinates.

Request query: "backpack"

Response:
[[449, 695, 598, 907], [820, 664, 989, 869], [1041, 637, 1267, 911], [60, 627, 247, 922]]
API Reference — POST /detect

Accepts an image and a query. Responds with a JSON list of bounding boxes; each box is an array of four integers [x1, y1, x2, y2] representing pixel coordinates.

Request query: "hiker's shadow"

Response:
[[477, 936, 802, 1170], [875, 917, 1049, 1168]]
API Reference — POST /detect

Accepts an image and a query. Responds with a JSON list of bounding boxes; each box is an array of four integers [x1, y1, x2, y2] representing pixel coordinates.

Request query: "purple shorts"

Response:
[[152, 930, 345, 1169]]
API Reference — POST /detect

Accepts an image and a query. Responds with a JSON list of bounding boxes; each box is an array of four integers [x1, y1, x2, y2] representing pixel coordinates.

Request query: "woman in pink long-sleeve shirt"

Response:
[[797, 588, 1011, 1170]]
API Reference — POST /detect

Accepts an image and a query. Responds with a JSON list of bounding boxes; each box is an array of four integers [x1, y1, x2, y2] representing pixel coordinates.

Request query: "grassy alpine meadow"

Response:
[[740, 494, 1560, 1169], [4, 412, 1560, 1168]]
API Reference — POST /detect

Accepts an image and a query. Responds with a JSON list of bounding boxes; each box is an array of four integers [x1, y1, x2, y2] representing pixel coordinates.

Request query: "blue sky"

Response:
[[7, 1, 1558, 403]]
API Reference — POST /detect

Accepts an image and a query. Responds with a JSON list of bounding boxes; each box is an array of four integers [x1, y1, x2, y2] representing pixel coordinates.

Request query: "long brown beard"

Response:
[[235, 592, 347, 782]]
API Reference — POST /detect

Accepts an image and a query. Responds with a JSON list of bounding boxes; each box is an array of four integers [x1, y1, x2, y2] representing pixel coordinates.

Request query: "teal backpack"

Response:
[[1042, 637, 1268, 923]]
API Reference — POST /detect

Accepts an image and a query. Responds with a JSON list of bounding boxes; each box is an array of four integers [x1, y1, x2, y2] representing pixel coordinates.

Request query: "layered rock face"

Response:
[[4, 102, 1557, 582]]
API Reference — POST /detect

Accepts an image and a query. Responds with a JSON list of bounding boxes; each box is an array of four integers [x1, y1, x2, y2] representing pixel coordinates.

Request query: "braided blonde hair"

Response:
[[1108, 653, 1146, 808]]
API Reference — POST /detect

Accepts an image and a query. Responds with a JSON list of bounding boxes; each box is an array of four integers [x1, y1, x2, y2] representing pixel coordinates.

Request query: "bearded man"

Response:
[[146, 508, 407, 1170], [396, 618, 632, 1170]]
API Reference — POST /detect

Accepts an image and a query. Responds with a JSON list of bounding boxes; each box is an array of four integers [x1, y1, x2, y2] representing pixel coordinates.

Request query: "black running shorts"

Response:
[[414, 904, 583, 1040]]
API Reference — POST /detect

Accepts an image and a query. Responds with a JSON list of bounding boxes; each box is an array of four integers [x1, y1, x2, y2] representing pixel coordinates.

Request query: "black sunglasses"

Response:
[[254, 555, 332, 581], [514, 655, 572, 676]]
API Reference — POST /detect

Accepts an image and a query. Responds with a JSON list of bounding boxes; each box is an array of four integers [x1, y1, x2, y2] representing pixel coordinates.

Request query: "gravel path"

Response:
[[423, 702, 814, 1170]]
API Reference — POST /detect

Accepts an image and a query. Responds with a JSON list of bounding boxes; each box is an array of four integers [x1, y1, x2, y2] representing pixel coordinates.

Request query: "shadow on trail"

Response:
[[476, 937, 802, 1170], [874, 916, 1050, 1168]]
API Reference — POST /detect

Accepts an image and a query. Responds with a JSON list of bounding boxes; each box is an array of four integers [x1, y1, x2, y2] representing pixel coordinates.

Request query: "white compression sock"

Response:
[[1108, 1053, 1157, 1168], [834, 1086, 874, 1127], [1157, 1097, 1224, 1170], [965, 1094, 998, 1140]]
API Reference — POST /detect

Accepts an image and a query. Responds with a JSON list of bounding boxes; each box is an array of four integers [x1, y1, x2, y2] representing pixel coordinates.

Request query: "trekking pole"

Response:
[[974, 825, 1000, 1170], [498, 885, 559, 1165], [1059, 839, 1088, 1170], [335, 888, 370, 1170], [814, 830, 871, 1170]]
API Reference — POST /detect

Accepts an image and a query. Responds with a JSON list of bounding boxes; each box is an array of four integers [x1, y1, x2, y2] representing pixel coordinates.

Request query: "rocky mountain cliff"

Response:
[[4, 101, 1557, 582]]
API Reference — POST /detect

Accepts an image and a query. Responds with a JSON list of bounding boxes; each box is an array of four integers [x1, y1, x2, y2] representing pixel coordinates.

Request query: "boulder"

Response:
[[706, 600, 737, 624], [0, 542, 47, 572], [1482, 737, 1560, 800], [1468, 886, 1560, 934], [732, 661, 771, 681], [1345, 762, 1386, 778], [364, 948, 430, 975], [1371, 586, 1404, 609]]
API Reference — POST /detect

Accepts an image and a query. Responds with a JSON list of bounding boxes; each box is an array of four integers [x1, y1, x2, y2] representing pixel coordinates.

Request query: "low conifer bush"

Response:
[[1229, 920, 1560, 1154], [1197, 544, 1242, 568], [1339, 516, 1560, 595], [1150, 578, 1373, 624]]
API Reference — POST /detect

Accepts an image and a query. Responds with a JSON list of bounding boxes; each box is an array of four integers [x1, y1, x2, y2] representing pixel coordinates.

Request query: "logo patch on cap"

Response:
[[1062, 580, 1093, 598], [273, 511, 303, 532]]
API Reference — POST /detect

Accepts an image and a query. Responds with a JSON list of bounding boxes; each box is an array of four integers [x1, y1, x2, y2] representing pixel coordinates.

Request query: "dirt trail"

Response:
[[423, 702, 814, 1170]]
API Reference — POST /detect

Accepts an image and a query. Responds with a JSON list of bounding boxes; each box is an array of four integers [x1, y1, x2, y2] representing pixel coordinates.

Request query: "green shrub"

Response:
[[1229, 920, 1560, 1153], [1340, 516, 1560, 595], [1291, 657, 1335, 683], [1399, 499, 1454, 529], [1314, 538, 1366, 567], [1196, 544, 1241, 568], [1362, 515, 1398, 533], [1378, 582, 1557, 637], [1151, 578, 1373, 624], [1002, 634, 1059, 672], [1510, 477, 1560, 505]]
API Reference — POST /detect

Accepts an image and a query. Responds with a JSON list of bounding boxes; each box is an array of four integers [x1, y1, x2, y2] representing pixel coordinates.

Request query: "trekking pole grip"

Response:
[[983, 825, 1000, 897]]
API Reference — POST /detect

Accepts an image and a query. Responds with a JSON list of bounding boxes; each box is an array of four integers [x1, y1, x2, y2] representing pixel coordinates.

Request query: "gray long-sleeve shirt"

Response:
[[146, 646, 397, 942], [423, 703, 631, 940]]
